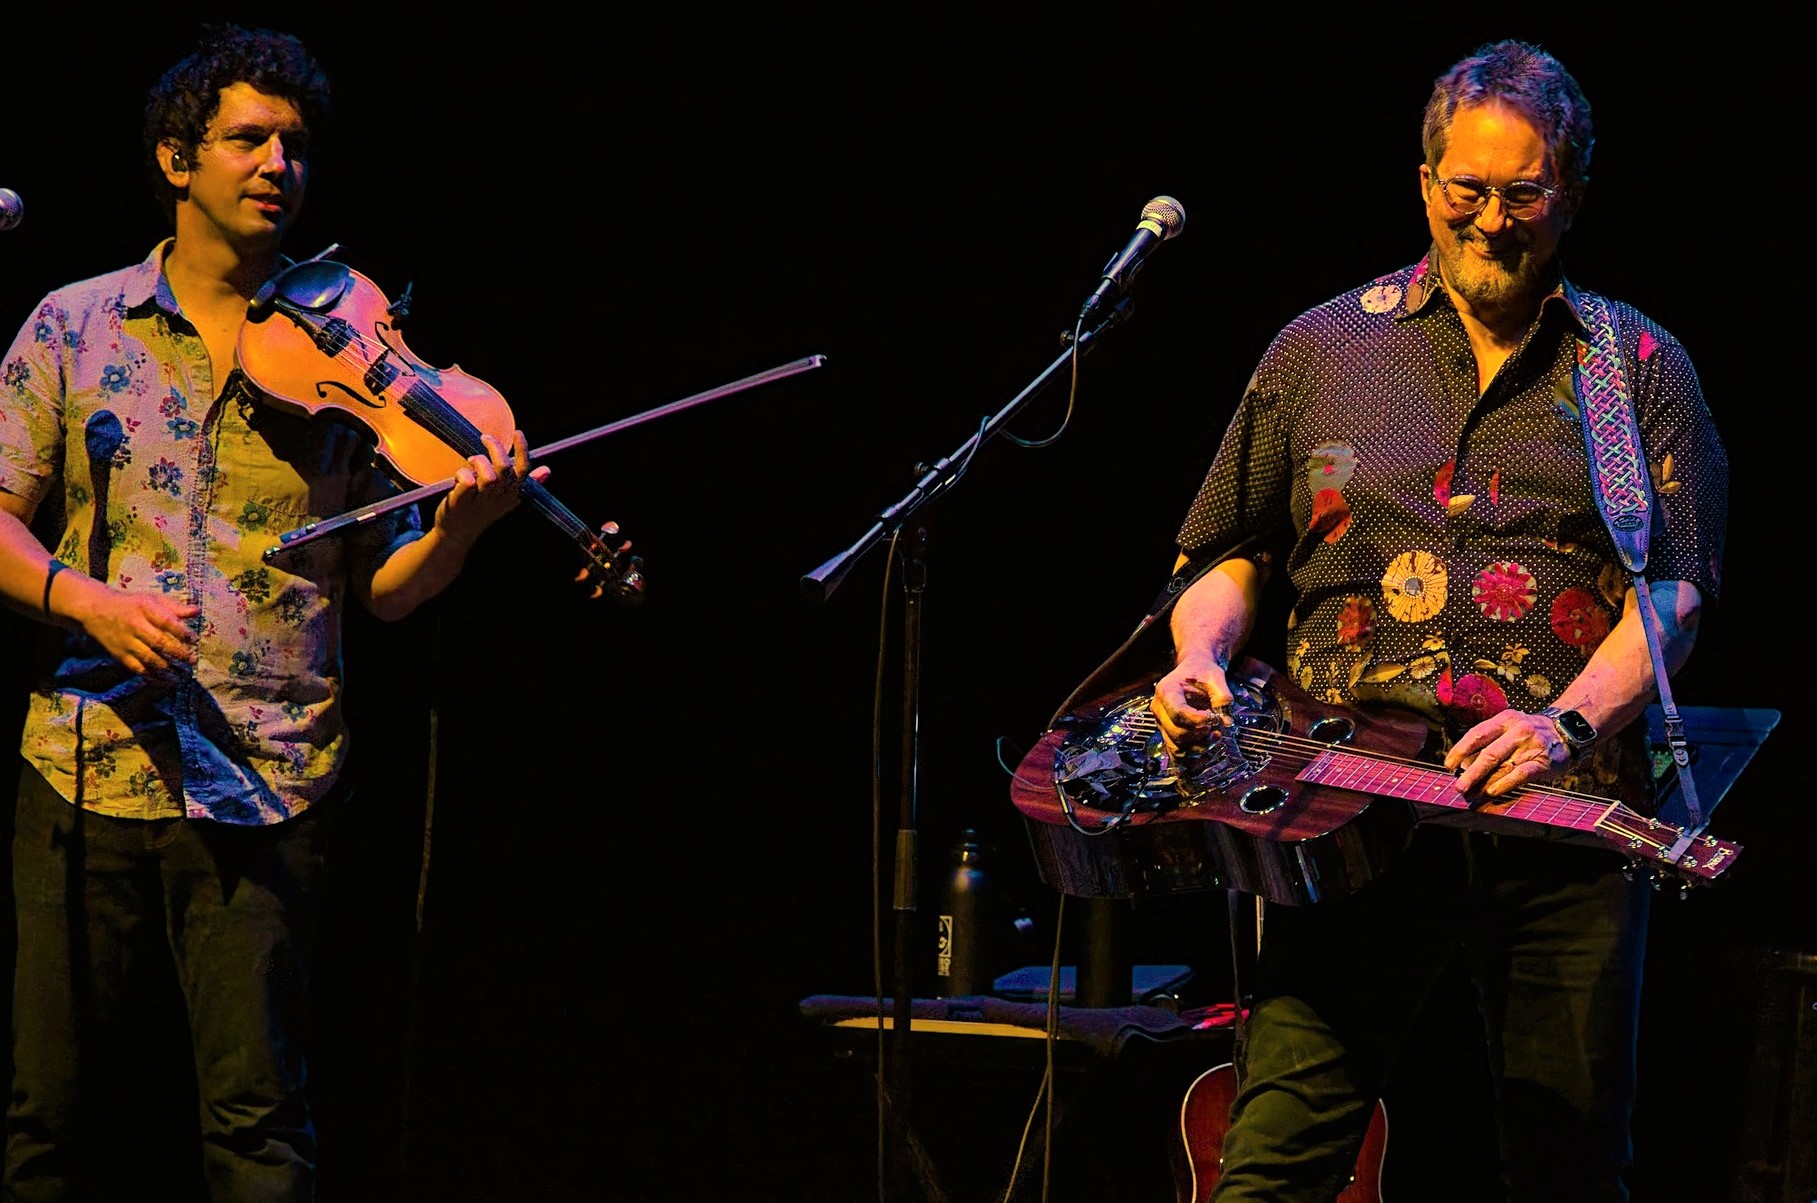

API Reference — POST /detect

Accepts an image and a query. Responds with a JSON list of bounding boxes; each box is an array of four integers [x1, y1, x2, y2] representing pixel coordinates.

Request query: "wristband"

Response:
[[42, 559, 67, 619]]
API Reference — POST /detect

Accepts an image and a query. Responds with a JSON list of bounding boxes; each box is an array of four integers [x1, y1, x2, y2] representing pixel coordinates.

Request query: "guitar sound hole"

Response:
[[1238, 785, 1287, 815], [1308, 716, 1355, 745]]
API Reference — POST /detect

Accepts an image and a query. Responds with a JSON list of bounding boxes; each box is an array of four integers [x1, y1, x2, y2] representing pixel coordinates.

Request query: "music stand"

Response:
[[1645, 704, 1780, 833]]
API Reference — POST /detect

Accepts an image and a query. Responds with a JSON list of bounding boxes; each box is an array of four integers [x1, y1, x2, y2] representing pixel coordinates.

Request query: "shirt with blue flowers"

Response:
[[0, 240, 422, 824]]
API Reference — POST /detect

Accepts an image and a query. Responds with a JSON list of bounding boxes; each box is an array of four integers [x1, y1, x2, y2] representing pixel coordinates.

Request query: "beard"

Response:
[[1436, 224, 1546, 309]]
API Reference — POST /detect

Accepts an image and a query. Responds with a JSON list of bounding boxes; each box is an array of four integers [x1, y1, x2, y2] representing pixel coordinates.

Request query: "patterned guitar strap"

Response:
[[1573, 291, 1706, 853]]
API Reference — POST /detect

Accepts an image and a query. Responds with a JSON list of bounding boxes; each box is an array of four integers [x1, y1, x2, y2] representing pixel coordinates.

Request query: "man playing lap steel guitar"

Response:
[[1147, 39, 1728, 1202]]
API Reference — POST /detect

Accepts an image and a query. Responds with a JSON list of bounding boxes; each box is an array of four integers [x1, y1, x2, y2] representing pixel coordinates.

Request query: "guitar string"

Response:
[[1052, 709, 1701, 861], [1105, 706, 1629, 810], [1220, 728, 1688, 858], [1112, 706, 1653, 815]]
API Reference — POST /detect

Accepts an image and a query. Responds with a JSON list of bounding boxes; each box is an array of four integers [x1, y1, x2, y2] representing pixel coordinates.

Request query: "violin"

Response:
[[236, 251, 644, 603]]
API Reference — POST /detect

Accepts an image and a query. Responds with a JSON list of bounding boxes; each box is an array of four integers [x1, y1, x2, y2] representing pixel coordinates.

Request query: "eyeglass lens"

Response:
[[1441, 177, 1550, 218]]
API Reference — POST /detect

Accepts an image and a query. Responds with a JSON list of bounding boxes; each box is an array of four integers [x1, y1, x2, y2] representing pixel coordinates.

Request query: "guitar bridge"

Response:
[[1052, 677, 1285, 814]]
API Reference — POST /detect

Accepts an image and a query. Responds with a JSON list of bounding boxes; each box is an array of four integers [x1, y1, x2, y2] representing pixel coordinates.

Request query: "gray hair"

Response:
[[1421, 40, 1594, 201]]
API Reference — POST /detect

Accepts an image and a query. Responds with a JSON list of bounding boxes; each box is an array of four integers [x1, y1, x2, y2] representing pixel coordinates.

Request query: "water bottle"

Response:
[[935, 828, 1001, 997]]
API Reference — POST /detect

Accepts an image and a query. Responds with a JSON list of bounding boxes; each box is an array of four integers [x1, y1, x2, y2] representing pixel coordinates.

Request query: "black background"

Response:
[[2, 13, 1804, 1203]]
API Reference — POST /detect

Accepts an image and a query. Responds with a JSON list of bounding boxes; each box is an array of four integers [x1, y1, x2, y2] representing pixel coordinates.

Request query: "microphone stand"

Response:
[[801, 297, 1135, 1198]]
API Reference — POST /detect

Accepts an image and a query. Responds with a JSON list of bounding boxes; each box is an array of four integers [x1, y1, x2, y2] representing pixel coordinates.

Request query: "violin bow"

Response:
[[262, 354, 827, 560]]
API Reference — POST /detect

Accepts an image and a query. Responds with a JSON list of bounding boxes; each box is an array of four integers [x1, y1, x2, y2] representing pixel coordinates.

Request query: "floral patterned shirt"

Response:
[[1176, 250, 1728, 806], [0, 241, 423, 824]]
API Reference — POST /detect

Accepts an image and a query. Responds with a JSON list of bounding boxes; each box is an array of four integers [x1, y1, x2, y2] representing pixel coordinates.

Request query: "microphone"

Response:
[[85, 410, 125, 464], [1078, 195, 1185, 324], [0, 188, 21, 232], [86, 411, 124, 579]]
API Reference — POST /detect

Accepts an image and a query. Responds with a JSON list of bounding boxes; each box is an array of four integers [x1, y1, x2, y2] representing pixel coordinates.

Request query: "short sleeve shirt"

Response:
[[0, 241, 423, 824], [1175, 251, 1728, 805]]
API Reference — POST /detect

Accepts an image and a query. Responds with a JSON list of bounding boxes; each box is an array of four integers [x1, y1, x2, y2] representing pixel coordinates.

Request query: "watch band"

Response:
[[1540, 705, 1596, 755]]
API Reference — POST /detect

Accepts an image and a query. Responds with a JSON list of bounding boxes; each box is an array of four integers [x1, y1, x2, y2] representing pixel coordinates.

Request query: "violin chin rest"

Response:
[[250, 259, 351, 317]]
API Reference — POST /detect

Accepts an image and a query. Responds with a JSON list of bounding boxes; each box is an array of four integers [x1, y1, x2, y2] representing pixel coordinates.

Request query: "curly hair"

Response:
[[141, 24, 331, 225], [1421, 40, 1594, 207]]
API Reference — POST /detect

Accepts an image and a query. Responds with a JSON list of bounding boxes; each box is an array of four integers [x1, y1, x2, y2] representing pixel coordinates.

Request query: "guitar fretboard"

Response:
[[1293, 747, 1736, 881], [1298, 749, 1616, 834]]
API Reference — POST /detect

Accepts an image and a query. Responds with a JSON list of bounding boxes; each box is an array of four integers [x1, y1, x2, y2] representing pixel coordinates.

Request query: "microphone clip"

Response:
[[1060, 293, 1136, 346]]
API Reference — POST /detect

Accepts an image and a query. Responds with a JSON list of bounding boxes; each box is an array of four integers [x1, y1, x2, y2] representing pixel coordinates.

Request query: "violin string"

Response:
[[294, 311, 617, 575]]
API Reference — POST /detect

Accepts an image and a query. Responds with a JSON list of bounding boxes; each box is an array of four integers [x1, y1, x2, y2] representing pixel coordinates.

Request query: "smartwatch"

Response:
[[1539, 706, 1597, 757]]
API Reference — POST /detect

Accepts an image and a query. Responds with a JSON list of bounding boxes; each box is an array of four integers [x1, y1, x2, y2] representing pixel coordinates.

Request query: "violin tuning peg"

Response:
[[571, 519, 645, 605], [390, 281, 414, 317], [613, 566, 647, 605]]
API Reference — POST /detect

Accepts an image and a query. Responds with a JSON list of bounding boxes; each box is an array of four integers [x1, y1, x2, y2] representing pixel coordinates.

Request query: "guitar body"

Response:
[[1012, 658, 1426, 905], [1175, 1063, 1387, 1203], [1011, 656, 1740, 906]]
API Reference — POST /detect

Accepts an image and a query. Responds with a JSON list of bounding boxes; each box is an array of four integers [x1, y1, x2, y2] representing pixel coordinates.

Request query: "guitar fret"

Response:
[[1502, 793, 1598, 833], [1509, 791, 1571, 826], [1303, 751, 1453, 803], [1031, 663, 1743, 905], [1299, 750, 1607, 835], [1292, 752, 1719, 876]]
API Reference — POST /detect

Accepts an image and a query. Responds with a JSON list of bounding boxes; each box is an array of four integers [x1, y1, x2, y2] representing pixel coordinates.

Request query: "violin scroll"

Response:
[[579, 521, 645, 604]]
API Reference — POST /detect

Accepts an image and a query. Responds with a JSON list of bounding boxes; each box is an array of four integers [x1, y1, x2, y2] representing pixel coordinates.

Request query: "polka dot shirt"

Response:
[[1175, 250, 1729, 805]]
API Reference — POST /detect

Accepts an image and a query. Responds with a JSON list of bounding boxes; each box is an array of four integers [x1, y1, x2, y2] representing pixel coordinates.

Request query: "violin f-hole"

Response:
[[237, 259, 652, 605], [314, 379, 384, 411]]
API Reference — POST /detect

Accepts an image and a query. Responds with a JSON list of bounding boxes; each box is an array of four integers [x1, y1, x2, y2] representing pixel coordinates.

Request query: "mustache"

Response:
[[1453, 224, 1525, 259]]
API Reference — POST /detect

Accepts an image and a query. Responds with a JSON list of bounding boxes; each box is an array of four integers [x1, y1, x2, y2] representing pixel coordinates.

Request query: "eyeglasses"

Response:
[[1432, 175, 1560, 221]]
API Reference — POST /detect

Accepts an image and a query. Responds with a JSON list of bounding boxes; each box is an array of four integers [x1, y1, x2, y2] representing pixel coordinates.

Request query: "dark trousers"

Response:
[[1212, 824, 1652, 1203], [5, 764, 329, 1202]]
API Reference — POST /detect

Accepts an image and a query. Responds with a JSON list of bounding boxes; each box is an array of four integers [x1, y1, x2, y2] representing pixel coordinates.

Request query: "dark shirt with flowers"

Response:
[[1175, 250, 1728, 806]]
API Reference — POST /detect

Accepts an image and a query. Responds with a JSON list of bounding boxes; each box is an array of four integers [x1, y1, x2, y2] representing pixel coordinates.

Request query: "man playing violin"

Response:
[[0, 24, 543, 1198]]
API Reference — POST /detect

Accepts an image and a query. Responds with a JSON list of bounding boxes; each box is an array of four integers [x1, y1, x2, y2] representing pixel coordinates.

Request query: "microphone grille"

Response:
[[1142, 195, 1185, 240], [85, 410, 125, 464]]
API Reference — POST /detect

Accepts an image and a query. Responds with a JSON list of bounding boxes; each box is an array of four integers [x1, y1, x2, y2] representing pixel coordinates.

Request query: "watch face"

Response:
[[1554, 709, 1596, 744]]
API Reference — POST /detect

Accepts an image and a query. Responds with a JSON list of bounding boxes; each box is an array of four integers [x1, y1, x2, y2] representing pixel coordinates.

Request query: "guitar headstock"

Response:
[[1621, 822, 1742, 894], [576, 520, 646, 605]]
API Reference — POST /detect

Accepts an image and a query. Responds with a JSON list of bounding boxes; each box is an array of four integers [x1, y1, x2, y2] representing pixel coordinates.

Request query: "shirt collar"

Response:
[[121, 238, 176, 318], [123, 238, 300, 322], [1400, 251, 1445, 316], [1552, 274, 1596, 340], [1398, 245, 1579, 330]]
